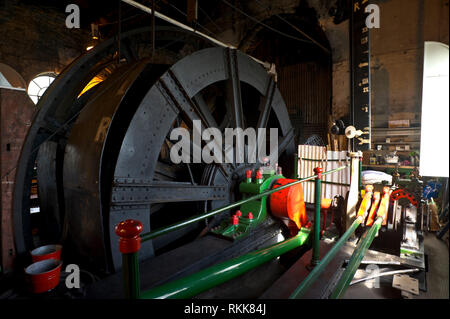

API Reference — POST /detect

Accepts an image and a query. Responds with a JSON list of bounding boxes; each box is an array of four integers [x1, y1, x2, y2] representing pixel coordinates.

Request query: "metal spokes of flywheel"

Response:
[[15, 26, 296, 274], [107, 47, 296, 271], [14, 26, 216, 260]]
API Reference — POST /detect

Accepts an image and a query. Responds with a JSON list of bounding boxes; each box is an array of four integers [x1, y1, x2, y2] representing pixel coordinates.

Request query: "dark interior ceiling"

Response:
[[19, 0, 224, 31], [17, 0, 350, 45]]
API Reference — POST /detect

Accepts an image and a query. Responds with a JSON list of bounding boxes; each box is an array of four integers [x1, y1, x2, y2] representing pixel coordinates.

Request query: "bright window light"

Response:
[[419, 42, 449, 178], [27, 73, 56, 104]]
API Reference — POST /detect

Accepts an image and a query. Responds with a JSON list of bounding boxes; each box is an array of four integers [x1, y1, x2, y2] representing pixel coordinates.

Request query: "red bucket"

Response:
[[31, 244, 62, 262], [25, 259, 62, 294]]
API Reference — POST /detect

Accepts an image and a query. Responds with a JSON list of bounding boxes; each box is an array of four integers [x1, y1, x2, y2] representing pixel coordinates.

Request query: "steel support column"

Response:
[[311, 167, 323, 266]]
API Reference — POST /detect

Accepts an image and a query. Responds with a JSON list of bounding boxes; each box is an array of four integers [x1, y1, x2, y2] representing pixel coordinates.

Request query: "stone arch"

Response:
[[0, 63, 27, 89]]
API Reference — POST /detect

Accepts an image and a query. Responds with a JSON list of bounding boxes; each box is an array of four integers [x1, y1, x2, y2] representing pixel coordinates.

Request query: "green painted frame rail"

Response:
[[289, 216, 364, 299], [140, 228, 311, 299], [139, 165, 348, 242], [115, 165, 348, 299], [115, 219, 144, 299], [329, 217, 382, 299], [328, 184, 390, 299], [311, 167, 323, 266]]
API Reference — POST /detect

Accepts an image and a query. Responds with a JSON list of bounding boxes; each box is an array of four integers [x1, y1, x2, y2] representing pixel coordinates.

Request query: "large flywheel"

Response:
[[14, 29, 296, 275], [106, 47, 296, 271], [14, 26, 216, 260]]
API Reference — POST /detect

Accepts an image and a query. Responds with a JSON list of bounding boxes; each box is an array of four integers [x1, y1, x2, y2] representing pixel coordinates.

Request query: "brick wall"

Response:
[[0, 1, 88, 84], [0, 88, 36, 273], [320, 0, 450, 126]]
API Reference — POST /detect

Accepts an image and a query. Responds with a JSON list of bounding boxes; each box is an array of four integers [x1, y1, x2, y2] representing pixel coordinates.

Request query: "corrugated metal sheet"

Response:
[[296, 145, 350, 204], [278, 62, 331, 143]]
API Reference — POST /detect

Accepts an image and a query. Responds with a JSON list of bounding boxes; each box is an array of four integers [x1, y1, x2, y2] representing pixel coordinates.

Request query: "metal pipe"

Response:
[[320, 180, 350, 187], [294, 152, 298, 179], [140, 228, 311, 299], [140, 165, 349, 242], [304, 180, 350, 187], [349, 268, 420, 286], [358, 158, 363, 191], [289, 216, 363, 299], [290, 185, 373, 298], [121, 0, 271, 69], [329, 217, 383, 299], [322, 166, 349, 177], [115, 220, 143, 299], [311, 167, 322, 266], [122, 252, 140, 299], [121, 0, 229, 48], [344, 260, 401, 266]]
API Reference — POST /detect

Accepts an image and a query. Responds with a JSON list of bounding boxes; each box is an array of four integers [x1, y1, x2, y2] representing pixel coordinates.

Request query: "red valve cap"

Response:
[[256, 169, 263, 179], [314, 167, 323, 178], [115, 219, 143, 254], [115, 219, 143, 238], [231, 215, 239, 225], [248, 212, 254, 220], [246, 169, 253, 179], [235, 210, 242, 217]]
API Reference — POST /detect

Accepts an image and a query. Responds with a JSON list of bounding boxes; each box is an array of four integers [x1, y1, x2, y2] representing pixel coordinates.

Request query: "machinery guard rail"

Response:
[[290, 186, 392, 299], [329, 187, 392, 299], [115, 165, 348, 299], [139, 166, 348, 243]]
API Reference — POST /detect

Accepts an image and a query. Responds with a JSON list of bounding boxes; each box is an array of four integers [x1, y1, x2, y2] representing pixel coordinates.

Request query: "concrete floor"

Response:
[[261, 223, 449, 299], [344, 232, 449, 299], [416, 233, 449, 299]]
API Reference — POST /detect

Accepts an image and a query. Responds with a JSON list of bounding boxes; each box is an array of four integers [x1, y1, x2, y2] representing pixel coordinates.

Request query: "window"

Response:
[[419, 42, 449, 177], [27, 73, 57, 104]]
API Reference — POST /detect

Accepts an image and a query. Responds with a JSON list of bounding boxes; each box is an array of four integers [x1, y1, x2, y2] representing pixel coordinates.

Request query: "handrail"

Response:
[[329, 187, 391, 299], [329, 217, 382, 298], [311, 167, 323, 266], [139, 165, 348, 242], [289, 216, 363, 299], [289, 185, 374, 299]]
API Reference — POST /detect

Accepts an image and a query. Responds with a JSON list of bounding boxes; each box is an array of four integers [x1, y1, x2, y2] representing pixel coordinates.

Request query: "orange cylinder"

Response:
[[269, 178, 307, 229]]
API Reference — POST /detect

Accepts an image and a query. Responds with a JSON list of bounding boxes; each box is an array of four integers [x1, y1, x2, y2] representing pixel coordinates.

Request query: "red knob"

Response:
[[248, 212, 254, 220], [256, 169, 263, 179], [235, 210, 242, 217], [246, 169, 253, 179], [314, 167, 323, 178], [115, 219, 143, 254], [231, 215, 239, 225]]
